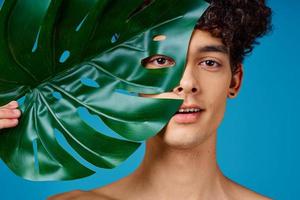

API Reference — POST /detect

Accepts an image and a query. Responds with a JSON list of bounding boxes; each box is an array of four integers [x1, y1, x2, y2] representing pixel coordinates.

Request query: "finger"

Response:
[[0, 119, 19, 130], [1, 101, 19, 109], [0, 108, 21, 119]]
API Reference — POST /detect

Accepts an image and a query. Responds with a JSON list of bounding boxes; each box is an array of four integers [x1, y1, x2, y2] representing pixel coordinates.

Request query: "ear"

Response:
[[228, 64, 243, 99]]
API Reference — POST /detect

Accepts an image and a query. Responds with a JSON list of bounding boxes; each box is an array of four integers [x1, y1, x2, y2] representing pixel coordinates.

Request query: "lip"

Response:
[[173, 104, 204, 124], [177, 104, 203, 111]]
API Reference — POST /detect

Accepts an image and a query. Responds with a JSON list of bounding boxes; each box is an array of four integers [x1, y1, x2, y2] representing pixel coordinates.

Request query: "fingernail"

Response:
[[12, 119, 18, 124], [13, 109, 21, 115], [9, 101, 17, 106]]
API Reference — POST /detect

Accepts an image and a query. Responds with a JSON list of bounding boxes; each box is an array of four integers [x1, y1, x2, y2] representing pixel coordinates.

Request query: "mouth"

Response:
[[173, 105, 205, 124], [175, 108, 203, 114]]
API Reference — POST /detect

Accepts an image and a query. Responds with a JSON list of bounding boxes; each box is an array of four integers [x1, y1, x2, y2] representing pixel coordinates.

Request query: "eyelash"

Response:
[[198, 59, 221, 70], [142, 55, 175, 69]]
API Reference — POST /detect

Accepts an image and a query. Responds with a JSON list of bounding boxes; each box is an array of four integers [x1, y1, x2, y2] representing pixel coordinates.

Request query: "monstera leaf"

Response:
[[0, 0, 208, 181]]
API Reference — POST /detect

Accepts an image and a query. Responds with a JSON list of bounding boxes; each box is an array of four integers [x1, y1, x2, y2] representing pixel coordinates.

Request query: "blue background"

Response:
[[0, 0, 299, 199]]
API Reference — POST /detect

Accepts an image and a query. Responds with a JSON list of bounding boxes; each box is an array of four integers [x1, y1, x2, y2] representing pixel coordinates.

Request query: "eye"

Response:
[[142, 55, 175, 69], [199, 59, 221, 70]]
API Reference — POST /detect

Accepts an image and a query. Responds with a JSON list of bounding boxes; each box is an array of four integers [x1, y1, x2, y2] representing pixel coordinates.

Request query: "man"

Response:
[[0, 0, 272, 199]]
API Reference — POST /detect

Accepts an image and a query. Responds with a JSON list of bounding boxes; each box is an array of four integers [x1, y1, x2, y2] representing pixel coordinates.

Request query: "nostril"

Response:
[[177, 87, 183, 92]]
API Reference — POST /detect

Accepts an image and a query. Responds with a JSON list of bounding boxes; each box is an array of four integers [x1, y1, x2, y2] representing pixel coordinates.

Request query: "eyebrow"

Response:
[[197, 45, 229, 54]]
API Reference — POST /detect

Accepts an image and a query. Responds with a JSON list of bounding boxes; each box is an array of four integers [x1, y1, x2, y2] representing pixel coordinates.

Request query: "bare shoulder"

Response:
[[90, 181, 128, 200], [47, 189, 118, 200], [226, 178, 272, 200], [48, 175, 133, 200]]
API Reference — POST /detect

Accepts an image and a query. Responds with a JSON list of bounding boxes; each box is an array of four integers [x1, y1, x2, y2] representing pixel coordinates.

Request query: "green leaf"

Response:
[[0, 0, 208, 181]]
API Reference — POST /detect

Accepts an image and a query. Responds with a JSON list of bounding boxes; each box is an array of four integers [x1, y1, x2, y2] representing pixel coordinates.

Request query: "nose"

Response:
[[173, 66, 199, 95]]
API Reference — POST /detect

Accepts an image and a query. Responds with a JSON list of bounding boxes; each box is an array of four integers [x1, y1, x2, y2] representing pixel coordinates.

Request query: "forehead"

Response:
[[188, 29, 227, 53]]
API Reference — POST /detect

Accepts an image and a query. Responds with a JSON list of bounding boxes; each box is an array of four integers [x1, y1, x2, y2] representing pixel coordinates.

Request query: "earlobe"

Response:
[[228, 64, 243, 99]]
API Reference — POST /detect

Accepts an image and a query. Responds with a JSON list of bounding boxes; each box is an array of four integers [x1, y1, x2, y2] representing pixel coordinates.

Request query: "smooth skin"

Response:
[[1, 30, 271, 200]]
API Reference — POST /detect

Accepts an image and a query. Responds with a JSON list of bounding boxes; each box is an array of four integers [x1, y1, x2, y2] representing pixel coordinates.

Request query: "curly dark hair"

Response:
[[197, 0, 272, 73]]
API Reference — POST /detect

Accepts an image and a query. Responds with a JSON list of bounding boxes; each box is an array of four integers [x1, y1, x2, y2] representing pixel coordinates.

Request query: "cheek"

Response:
[[209, 92, 227, 119], [203, 70, 231, 102], [203, 76, 230, 125]]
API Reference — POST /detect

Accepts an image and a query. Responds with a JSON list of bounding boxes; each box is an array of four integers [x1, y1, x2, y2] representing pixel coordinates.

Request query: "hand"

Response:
[[0, 101, 21, 130]]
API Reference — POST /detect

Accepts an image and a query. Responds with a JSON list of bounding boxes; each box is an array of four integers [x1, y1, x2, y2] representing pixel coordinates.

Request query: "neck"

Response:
[[129, 131, 229, 199]]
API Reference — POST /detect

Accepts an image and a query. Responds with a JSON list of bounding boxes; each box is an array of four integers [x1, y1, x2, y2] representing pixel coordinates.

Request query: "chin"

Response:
[[157, 124, 211, 150]]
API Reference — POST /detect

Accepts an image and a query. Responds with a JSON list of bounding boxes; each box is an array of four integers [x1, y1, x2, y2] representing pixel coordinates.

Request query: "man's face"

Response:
[[143, 29, 242, 149]]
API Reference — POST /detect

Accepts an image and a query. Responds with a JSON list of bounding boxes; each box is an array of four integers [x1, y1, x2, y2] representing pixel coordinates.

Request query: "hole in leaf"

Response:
[[17, 96, 26, 106], [32, 138, 39, 173], [80, 77, 100, 88], [127, 0, 155, 21], [0, 0, 4, 10], [111, 33, 120, 43], [153, 34, 167, 41], [32, 27, 41, 53], [141, 54, 176, 69], [59, 50, 70, 63], [77, 107, 123, 139], [52, 92, 62, 100], [114, 89, 138, 97], [54, 129, 97, 171], [76, 14, 89, 32]]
